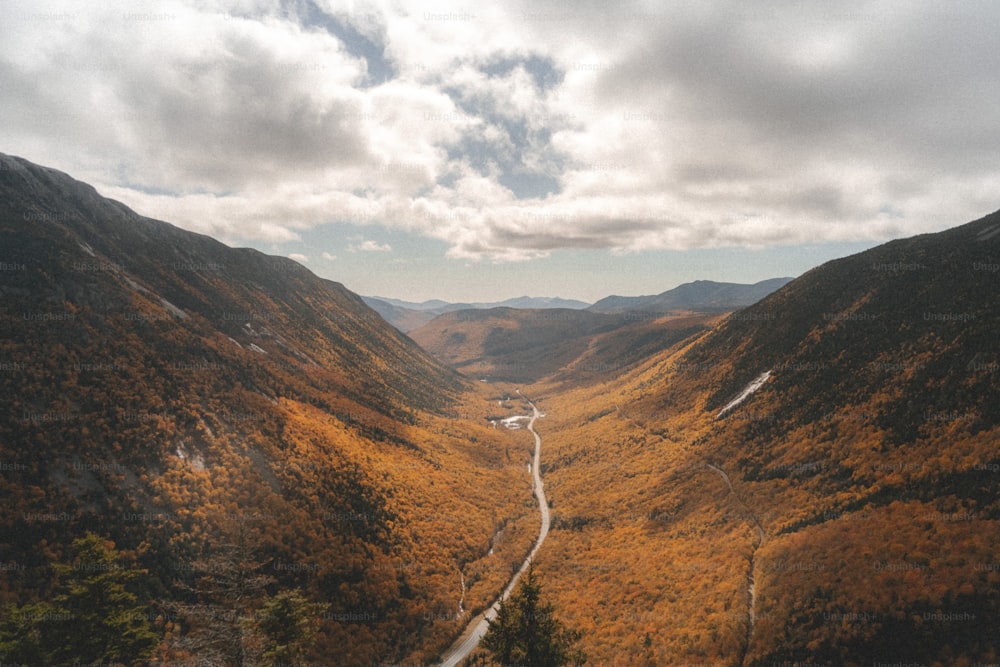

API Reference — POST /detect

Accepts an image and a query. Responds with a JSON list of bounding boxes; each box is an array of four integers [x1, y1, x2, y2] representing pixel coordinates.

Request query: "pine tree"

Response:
[[254, 588, 328, 666], [0, 532, 159, 664], [481, 567, 586, 666], [0, 601, 54, 663]]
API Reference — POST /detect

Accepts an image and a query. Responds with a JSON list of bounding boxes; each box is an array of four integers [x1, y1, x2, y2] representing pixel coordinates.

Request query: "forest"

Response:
[[2, 155, 999, 665], [0, 155, 545, 665]]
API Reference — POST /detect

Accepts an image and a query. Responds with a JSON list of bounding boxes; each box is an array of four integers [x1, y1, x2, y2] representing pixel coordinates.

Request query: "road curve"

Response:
[[436, 393, 549, 666]]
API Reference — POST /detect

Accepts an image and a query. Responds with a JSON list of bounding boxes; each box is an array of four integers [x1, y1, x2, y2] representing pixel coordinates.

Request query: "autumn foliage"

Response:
[[0, 155, 544, 664], [2, 154, 999, 665]]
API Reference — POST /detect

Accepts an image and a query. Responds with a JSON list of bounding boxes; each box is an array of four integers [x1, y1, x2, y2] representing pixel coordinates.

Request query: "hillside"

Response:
[[0, 153, 542, 665], [362, 296, 439, 332], [523, 212, 1000, 665], [409, 308, 623, 383], [4, 152, 998, 666], [409, 307, 719, 384], [588, 277, 793, 314]]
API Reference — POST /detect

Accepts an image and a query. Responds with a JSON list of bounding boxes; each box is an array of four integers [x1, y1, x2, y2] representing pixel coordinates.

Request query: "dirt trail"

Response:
[[704, 463, 763, 666]]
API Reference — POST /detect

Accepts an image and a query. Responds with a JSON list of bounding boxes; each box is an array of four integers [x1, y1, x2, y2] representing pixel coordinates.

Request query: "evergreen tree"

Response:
[[254, 588, 328, 666], [0, 601, 55, 663], [481, 568, 586, 666], [0, 532, 159, 665]]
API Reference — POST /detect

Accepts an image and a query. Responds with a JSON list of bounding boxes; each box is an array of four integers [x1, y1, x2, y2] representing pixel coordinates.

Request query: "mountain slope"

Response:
[[410, 306, 721, 385], [1, 154, 462, 414], [408, 308, 629, 382], [686, 219, 1000, 441], [588, 277, 793, 314], [362, 296, 439, 332], [526, 212, 1000, 665], [0, 153, 540, 664]]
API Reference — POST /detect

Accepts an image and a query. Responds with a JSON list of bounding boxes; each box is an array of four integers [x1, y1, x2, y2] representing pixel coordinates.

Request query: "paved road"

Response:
[[437, 393, 549, 666]]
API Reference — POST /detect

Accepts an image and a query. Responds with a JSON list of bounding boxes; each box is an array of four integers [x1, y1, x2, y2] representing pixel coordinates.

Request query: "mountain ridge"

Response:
[[0, 152, 539, 664], [588, 277, 794, 314], [366, 281, 792, 332], [4, 152, 999, 665], [363, 295, 591, 332], [368, 295, 591, 311], [526, 209, 1000, 665]]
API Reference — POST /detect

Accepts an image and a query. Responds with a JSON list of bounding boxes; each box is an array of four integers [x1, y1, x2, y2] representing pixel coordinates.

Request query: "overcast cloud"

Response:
[[3, 0, 1000, 264]]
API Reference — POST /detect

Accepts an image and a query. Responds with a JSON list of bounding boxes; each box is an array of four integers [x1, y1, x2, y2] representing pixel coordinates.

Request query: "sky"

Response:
[[2, 0, 999, 303]]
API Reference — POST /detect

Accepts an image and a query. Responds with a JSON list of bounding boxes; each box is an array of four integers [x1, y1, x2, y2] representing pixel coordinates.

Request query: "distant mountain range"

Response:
[[408, 307, 721, 384], [402, 279, 794, 382], [366, 280, 792, 331], [369, 295, 591, 311], [362, 295, 590, 331]]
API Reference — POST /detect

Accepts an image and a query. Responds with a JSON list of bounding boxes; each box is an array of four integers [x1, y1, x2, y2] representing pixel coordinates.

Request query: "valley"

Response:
[[7, 0, 1000, 662], [439, 391, 549, 667], [0, 154, 544, 665], [1, 154, 998, 666], [411, 212, 1000, 665]]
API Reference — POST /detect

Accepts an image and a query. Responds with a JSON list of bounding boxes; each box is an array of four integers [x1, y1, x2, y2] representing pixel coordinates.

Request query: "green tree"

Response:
[[0, 601, 55, 663], [254, 588, 328, 666], [481, 568, 586, 667], [0, 532, 159, 665]]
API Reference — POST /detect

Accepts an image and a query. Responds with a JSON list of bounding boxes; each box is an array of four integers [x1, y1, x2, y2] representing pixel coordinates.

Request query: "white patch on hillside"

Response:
[[159, 297, 189, 319], [716, 370, 772, 418], [123, 275, 148, 294], [122, 274, 188, 319], [175, 442, 205, 471]]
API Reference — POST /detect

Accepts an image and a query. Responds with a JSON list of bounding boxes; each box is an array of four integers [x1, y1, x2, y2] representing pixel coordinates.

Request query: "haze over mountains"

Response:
[[2, 153, 999, 666]]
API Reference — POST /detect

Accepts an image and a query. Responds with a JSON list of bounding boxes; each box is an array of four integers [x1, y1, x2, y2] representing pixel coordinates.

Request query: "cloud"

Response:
[[350, 240, 392, 253], [2, 0, 1000, 262], [288, 253, 309, 263], [321, 251, 337, 261]]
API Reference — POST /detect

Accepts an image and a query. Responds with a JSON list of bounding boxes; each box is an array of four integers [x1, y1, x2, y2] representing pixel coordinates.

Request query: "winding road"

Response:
[[437, 392, 549, 667]]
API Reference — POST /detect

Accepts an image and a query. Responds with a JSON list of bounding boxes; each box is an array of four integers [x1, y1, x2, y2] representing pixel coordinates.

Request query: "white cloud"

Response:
[[288, 253, 309, 263], [350, 240, 392, 252], [2, 0, 1000, 262], [321, 251, 337, 261]]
